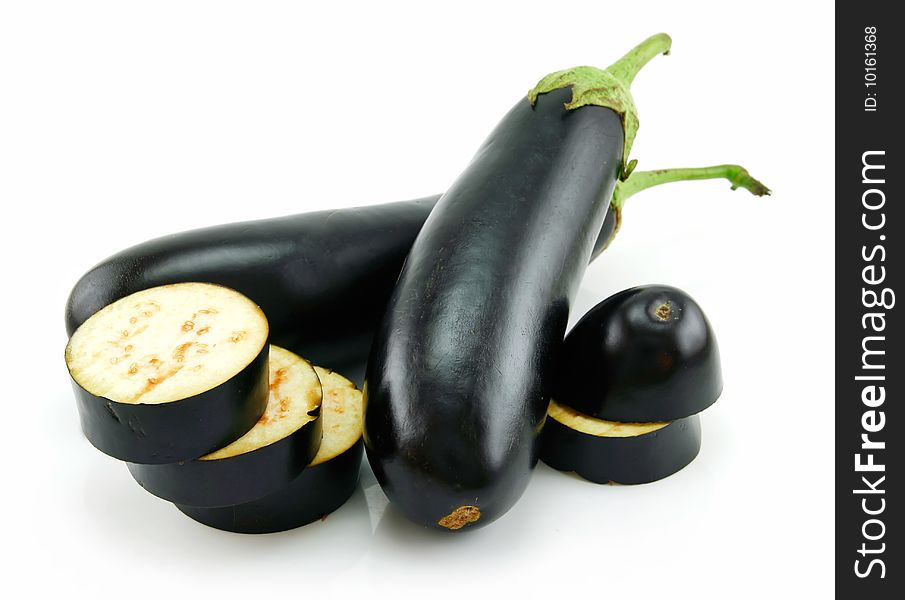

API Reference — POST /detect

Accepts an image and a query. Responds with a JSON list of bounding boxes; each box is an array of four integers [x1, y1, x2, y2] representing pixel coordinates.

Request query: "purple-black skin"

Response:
[[364, 87, 624, 531], [65, 200, 616, 384], [557, 285, 722, 422], [69, 343, 269, 464], [127, 403, 322, 507], [175, 440, 363, 534], [540, 414, 702, 484]]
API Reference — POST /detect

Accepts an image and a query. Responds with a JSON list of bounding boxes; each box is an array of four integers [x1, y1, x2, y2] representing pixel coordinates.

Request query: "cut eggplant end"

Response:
[[173, 366, 364, 532], [127, 345, 324, 507], [540, 399, 702, 485], [556, 285, 722, 423], [65, 283, 270, 463]]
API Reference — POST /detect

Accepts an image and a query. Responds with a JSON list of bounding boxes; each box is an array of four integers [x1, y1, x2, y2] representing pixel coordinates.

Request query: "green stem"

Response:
[[606, 33, 673, 87], [527, 34, 673, 176], [614, 164, 771, 208], [605, 165, 771, 247]]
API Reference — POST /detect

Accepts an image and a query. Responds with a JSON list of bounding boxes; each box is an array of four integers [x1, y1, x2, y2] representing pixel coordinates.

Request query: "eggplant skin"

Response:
[[65, 199, 617, 376], [540, 414, 702, 484], [558, 285, 722, 422], [126, 407, 322, 507], [70, 345, 269, 464], [364, 88, 624, 531], [64, 198, 438, 369], [175, 440, 363, 534]]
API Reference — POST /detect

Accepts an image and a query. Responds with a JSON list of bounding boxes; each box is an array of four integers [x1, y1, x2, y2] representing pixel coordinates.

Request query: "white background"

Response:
[[0, 1, 833, 598]]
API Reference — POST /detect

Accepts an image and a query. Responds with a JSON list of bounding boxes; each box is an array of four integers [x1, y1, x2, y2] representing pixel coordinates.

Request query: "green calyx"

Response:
[[527, 33, 672, 179]]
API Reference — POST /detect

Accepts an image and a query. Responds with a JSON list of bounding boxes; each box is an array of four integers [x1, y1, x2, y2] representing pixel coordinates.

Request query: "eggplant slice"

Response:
[[540, 399, 702, 484], [65, 282, 270, 463], [176, 366, 363, 533], [128, 346, 323, 507]]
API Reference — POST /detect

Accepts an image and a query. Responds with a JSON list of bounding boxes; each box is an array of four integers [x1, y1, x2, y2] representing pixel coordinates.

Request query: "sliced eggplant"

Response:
[[65, 282, 270, 463], [540, 399, 701, 484], [557, 285, 722, 422], [127, 346, 323, 507], [176, 366, 363, 533]]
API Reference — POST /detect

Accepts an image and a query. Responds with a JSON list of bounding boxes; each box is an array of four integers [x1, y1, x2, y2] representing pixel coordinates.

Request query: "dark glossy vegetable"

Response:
[[63, 200, 619, 381], [65, 283, 270, 464], [540, 400, 701, 484], [65, 198, 438, 372], [557, 285, 722, 422], [363, 35, 673, 531], [127, 346, 323, 507], [65, 172, 765, 386], [176, 366, 363, 533]]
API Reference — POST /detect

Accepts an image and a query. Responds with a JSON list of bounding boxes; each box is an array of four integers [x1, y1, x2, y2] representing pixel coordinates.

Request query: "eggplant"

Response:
[[176, 366, 363, 533], [540, 400, 701, 484], [65, 282, 270, 464], [363, 35, 674, 530], [64, 198, 438, 371], [64, 170, 766, 380], [63, 197, 615, 372], [127, 346, 323, 507], [65, 176, 757, 382], [557, 285, 722, 422]]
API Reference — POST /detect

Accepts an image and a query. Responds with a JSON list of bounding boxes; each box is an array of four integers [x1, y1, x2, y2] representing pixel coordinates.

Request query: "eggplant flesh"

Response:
[[65, 283, 270, 464], [364, 88, 624, 530], [540, 400, 702, 484], [127, 346, 323, 507], [175, 365, 364, 533]]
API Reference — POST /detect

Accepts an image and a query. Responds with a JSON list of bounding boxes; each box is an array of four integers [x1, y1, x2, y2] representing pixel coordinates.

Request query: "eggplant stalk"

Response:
[[606, 165, 772, 244]]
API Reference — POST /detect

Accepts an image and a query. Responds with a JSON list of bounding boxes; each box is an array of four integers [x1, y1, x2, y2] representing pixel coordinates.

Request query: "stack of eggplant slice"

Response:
[[540, 285, 722, 484], [175, 366, 364, 534], [65, 282, 364, 533]]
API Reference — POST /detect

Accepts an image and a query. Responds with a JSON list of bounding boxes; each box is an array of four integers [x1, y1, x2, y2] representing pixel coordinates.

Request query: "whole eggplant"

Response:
[[363, 35, 673, 530]]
